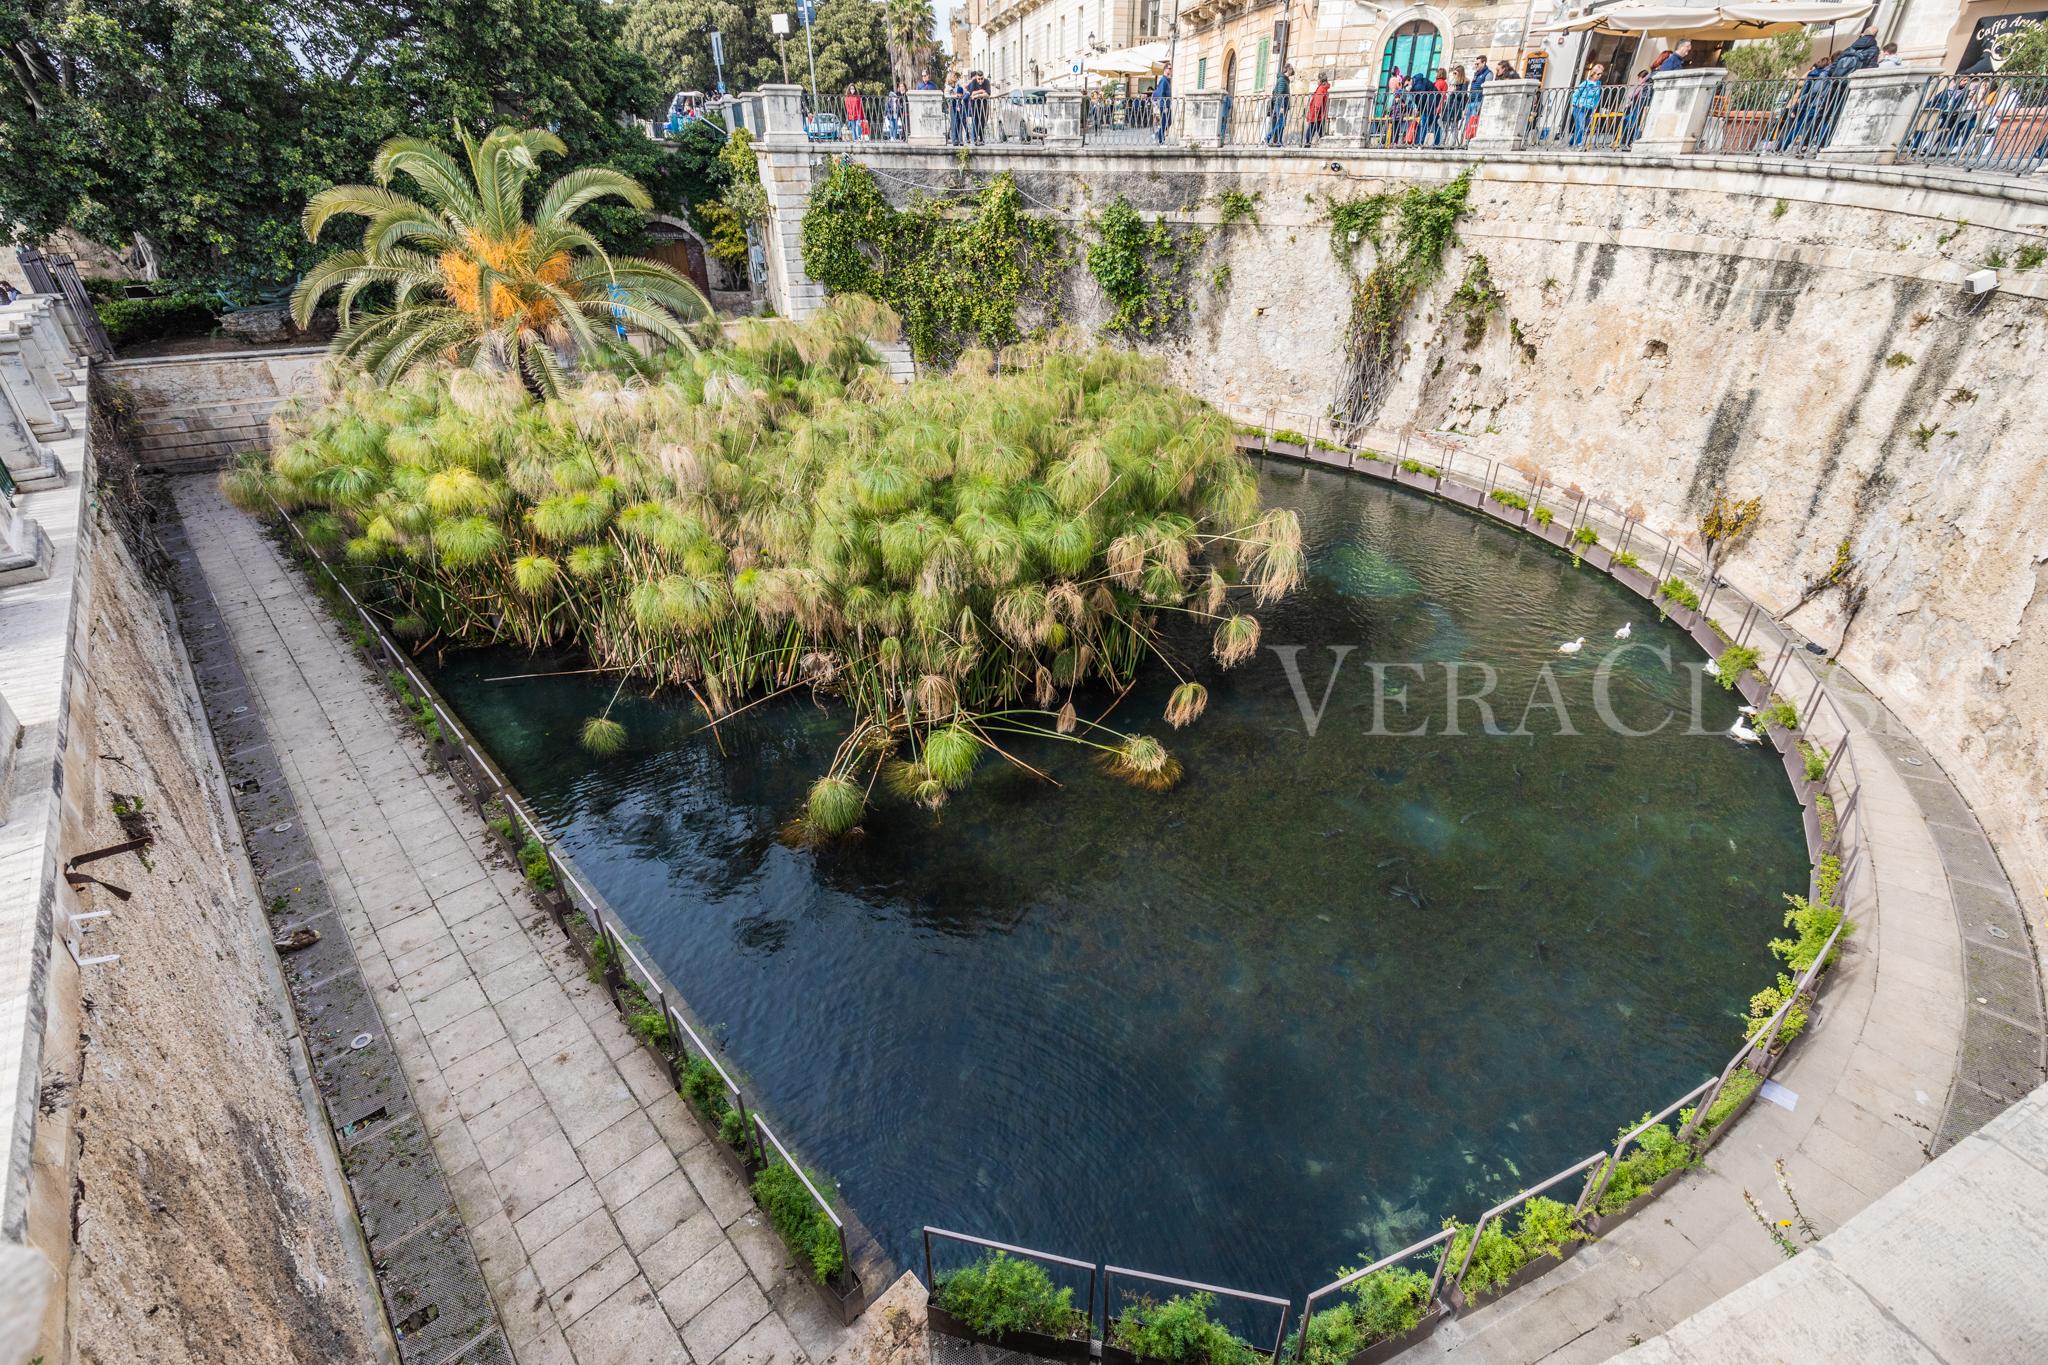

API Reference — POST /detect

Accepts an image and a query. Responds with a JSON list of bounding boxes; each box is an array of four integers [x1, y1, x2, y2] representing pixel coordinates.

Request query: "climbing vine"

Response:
[[1447, 254, 1504, 349], [697, 128, 767, 265], [800, 159, 1063, 364], [1085, 196, 1212, 342], [1327, 170, 1475, 434]]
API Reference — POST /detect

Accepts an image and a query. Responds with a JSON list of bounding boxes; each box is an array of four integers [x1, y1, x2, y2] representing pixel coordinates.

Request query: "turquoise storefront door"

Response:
[[1378, 21, 1444, 98]]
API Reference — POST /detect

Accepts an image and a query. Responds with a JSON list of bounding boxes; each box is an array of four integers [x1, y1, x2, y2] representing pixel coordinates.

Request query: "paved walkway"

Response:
[[174, 478, 850, 1365]]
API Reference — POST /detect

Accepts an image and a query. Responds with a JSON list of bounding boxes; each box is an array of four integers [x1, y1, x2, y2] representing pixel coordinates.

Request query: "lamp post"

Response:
[[797, 0, 823, 110]]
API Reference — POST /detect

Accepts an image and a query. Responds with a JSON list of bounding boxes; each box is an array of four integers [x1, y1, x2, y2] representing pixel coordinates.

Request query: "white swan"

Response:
[[1614, 623, 1632, 639], [1558, 637, 1586, 654], [1698, 661, 1718, 675], [1729, 721, 1762, 744], [1738, 704, 1758, 716]]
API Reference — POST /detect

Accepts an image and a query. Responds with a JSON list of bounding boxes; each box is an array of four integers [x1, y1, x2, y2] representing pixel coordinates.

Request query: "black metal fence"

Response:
[[1528, 82, 1644, 151], [16, 246, 113, 359], [1896, 72, 2048, 175], [1697, 75, 1853, 158]]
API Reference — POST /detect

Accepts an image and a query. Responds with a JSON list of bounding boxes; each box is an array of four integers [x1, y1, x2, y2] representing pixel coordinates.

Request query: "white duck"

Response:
[[1738, 704, 1758, 716], [1729, 721, 1762, 744], [1558, 637, 1586, 655], [1614, 623, 1633, 640]]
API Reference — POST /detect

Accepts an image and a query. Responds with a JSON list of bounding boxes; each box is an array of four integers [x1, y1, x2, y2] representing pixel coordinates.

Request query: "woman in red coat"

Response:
[[1303, 71, 1332, 146], [843, 86, 866, 139]]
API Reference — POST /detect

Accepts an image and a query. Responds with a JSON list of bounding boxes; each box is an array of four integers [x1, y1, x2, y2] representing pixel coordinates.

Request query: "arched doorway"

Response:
[[1222, 48, 1237, 92], [1379, 20, 1443, 92]]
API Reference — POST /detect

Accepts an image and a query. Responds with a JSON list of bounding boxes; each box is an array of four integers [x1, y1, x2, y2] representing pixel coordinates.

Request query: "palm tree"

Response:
[[292, 125, 709, 396], [884, 0, 935, 89]]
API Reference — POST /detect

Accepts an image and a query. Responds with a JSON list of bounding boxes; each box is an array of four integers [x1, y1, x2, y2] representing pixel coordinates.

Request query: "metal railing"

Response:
[[924, 1227, 1097, 1331], [1528, 83, 1642, 151], [1103, 1264, 1291, 1361], [1219, 92, 1308, 148], [16, 247, 112, 359], [1085, 94, 1179, 146], [1358, 87, 1479, 151], [1698, 76, 1852, 158], [1897, 72, 2048, 175], [1295, 1228, 1453, 1359], [261, 493, 869, 1320], [1445, 1150, 1609, 1296]]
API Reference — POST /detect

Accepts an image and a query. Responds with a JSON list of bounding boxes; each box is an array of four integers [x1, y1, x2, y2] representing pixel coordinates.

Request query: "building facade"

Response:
[[968, 0, 1170, 86]]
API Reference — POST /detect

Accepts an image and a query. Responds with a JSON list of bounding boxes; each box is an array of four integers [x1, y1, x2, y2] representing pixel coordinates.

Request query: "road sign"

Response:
[[710, 30, 724, 65], [771, 11, 791, 34], [797, 0, 814, 24]]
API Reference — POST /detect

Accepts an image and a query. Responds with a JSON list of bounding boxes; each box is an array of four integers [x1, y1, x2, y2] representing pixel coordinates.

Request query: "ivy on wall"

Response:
[[800, 159, 1064, 364], [1085, 196, 1213, 342], [1328, 170, 1475, 434]]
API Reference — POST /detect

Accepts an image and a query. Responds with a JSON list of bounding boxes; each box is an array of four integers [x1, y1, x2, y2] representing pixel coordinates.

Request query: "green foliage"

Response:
[[1400, 458, 1441, 477], [753, 1161, 846, 1283], [1447, 255, 1504, 348], [1445, 1197, 1585, 1298], [2018, 243, 2047, 270], [1659, 577, 1701, 610], [1884, 351, 1915, 369], [1595, 1120, 1696, 1214], [1531, 506, 1554, 528], [1488, 488, 1529, 510], [1691, 1066, 1763, 1135], [261, 308, 1301, 840], [1088, 196, 1210, 342], [517, 836, 557, 891], [1713, 643, 1761, 690], [1215, 189, 1263, 226], [1294, 1268, 1433, 1364], [1612, 550, 1642, 570], [2003, 19, 2048, 73], [1572, 524, 1599, 547], [1, 0, 683, 286], [295, 125, 706, 395], [1756, 699, 1799, 733], [802, 160, 1064, 363], [681, 1056, 732, 1120], [1328, 171, 1474, 430], [1773, 891, 1850, 974], [1109, 1293, 1256, 1365], [717, 1106, 750, 1150], [1801, 740, 1830, 783], [1746, 973, 1807, 1046], [1723, 31, 1816, 81], [96, 292, 221, 348], [933, 1252, 1088, 1340], [628, 1002, 674, 1047]]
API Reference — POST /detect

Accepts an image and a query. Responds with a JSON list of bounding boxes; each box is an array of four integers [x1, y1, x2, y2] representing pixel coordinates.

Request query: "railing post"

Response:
[[1631, 68, 1725, 157], [1821, 68, 1941, 165], [1471, 78, 1540, 152]]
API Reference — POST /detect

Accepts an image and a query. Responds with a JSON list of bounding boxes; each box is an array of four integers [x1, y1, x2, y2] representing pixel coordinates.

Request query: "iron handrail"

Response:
[[923, 1226, 1098, 1337], [1581, 1075, 1717, 1212], [1444, 1150, 1608, 1295], [1103, 1264, 1291, 1362]]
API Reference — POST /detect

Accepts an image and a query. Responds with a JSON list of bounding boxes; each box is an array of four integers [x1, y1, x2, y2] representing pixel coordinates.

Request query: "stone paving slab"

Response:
[[173, 478, 847, 1365]]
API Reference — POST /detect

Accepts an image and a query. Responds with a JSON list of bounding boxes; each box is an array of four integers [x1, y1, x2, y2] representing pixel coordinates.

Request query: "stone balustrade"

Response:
[[0, 293, 90, 586]]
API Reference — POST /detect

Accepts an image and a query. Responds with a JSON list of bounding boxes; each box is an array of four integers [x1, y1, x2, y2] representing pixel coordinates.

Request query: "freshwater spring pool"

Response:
[[432, 458, 1806, 1306]]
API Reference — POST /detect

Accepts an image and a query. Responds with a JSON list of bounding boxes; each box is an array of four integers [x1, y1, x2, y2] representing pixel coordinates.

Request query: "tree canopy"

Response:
[[622, 0, 888, 99], [0, 0, 679, 286]]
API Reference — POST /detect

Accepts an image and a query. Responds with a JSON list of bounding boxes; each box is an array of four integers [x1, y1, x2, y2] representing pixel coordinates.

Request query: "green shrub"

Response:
[[1271, 428, 1308, 447], [1109, 1293, 1256, 1365], [1399, 458, 1441, 478], [628, 1003, 673, 1048], [1595, 1120, 1696, 1214], [1772, 889, 1851, 973], [681, 1056, 731, 1121], [1444, 1218, 1523, 1297], [1746, 973, 1807, 1046], [717, 1106, 751, 1151], [1756, 699, 1798, 733], [1681, 1066, 1762, 1138], [1801, 740, 1829, 783], [1659, 577, 1700, 610], [1294, 1265, 1434, 1365], [517, 835, 556, 891], [753, 1160, 845, 1283], [1512, 1197, 1584, 1259], [1612, 550, 1642, 570], [1713, 643, 1761, 690], [1532, 505, 1554, 528], [96, 291, 219, 347], [1488, 488, 1529, 510], [1572, 525, 1599, 547], [934, 1251, 1088, 1340]]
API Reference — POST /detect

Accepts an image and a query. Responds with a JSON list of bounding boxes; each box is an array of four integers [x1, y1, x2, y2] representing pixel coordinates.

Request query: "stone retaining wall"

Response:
[[99, 346, 325, 471]]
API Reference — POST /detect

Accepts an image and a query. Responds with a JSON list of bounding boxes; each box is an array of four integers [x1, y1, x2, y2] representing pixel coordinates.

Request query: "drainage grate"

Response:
[[162, 494, 506, 1365]]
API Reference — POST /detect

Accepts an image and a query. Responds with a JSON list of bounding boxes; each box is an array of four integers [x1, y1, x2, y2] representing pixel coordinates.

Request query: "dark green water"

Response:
[[432, 459, 1805, 1308]]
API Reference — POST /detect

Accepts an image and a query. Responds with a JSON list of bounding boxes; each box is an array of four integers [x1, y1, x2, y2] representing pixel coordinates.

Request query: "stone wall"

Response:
[[98, 346, 326, 471], [756, 141, 2048, 909]]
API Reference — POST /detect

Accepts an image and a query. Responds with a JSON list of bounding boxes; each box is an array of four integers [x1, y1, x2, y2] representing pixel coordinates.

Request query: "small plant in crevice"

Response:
[[2018, 243, 2047, 270], [1945, 385, 1978, 405], [1983, 247, 2009, 270], [1447, 254, 1504, 348], [1884, 351, 1915, 369], [1911, 422, 1939, 450], [1776, 1158, 1822, 1244], [1214, 188, 1263, 226], [1743, 1188, 1803, 1258]]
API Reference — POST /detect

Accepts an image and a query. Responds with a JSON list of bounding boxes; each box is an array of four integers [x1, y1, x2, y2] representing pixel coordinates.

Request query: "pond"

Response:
[[431, 457, 1807, 1307]]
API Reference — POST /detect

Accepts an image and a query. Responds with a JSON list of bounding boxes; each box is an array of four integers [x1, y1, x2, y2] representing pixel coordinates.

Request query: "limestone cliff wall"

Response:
[[762, 146, 2048, 906]]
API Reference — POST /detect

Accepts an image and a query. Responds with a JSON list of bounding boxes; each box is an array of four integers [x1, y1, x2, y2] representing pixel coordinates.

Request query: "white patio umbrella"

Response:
[[1534, 0, 1872, 38], [1085, 41, 1169, 77]]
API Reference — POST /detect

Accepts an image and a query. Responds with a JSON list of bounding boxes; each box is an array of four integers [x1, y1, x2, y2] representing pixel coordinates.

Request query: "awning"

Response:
[[1085, 41, 1168, 77], [1533, 0, 1873, 38]]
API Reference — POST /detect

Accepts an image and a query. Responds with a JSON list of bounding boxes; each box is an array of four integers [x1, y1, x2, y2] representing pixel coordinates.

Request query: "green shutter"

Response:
[[1197, 57, 1207, 90], [1255, 39, 1270, 91]]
